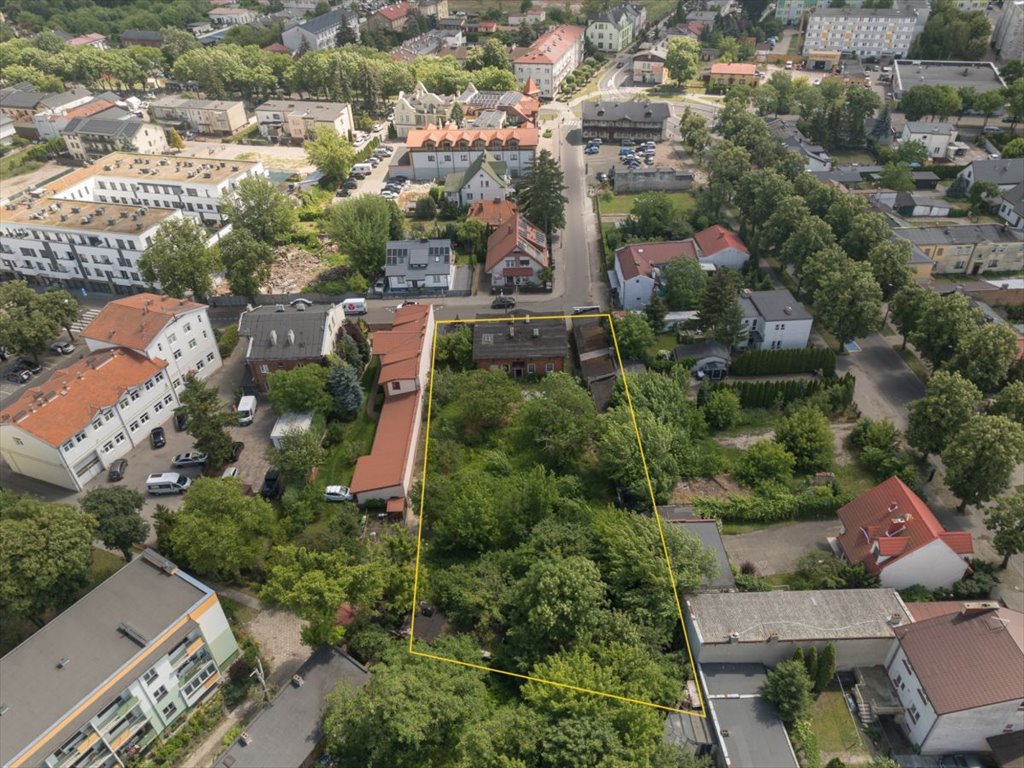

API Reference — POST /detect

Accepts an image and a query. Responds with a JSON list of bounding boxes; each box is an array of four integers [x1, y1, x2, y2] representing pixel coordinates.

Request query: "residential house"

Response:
[[457, 83, 540, 127], [467, 198, 519, 229], [685, 588, 913, 666], [513, 25, 586, 99], [0, 114, 15, 145], [0, 550, 239, 768], [693, 225, 750, 270], [382, 238, 456, 293], [632, 48, 666, 84], [0, 349, 180, 490], [803, 7, 919, 59], [956, 157, 1024, 193], [508, 7, 546, 25], [255, 99, 353, 142], [150, 96, 248, 135], [673, 340, 730, 380], [893, 60, 1006, 100], [611, 239, 699, 310], [443, 151, 511, 206], [476, 20, 498, 34], [67, 32, 108, 49], [485, 213, 549, 289], [81, 293, 222, 392], [886, 601, 1024, 753], [572, 317, 619, 410], [63, 115, 168, 162], [708, 62, 759, 88], [993, 183, 1024, 230], [586, 3, 646, 53], [892, 223, 1024, 275], [208, 6, 259, 25], [282, 7, 359, 52], [900, 121, 957, 159], [368, 2, 409, 32], [837, 476, 974, 590], [685, 9, 717, 29], [393, 82, 457, 139], [417, 0, 448, 18], [993, 0, 1024, 62], [350, 304, 434, 506], [237, 300, 346, 392], [1, 84, 93, 133], [119, 29, 164, 47], [473, 315, 568, 377], [738, 288, 813, 350], [404, 126, 538, 181], [581, 100, 670, 142], [767, 116, 832, 172], [32, 97, 119, 141]]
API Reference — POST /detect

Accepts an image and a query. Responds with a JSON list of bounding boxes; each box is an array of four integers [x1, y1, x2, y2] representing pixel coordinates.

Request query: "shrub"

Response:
[[763, 659, 813, 726], [704, 374, 855, 411], [703, 389, 741, 431], [775, 406, 834, 473], [730, 348, 836, 377], [216, 324, 239, 358], [736, 440, 796, 486]]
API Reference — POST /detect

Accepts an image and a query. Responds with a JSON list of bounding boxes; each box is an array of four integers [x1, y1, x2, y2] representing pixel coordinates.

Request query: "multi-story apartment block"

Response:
[[404, 126, 538, 181], [207, 6, 259, 25], [32, 97, 120, 141], [893, 224, 1024, 275], [0, 349, 179, 489], [513, 25, 586, 99], [81, 293, 222, 392], [383, 238, 456, 292], [281, 7, 360, 52], [150, 96, 248, 136], [803, 7, 919, 58], [993, 0, 1024, 63], [255, 99, 354, 142], [0, 550, 239, 767], [63, 115, 168, 162], [393, 82, 457, 139], [586, 3, 646, 53]]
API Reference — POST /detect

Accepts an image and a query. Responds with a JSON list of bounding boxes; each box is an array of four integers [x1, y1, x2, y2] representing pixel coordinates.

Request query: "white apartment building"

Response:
[[0, 350, 179, 490], [281, 7, 359, 52], [150, 96, 248, 135], [803, 7, 919, 58], [993, 0, 1024, 63], [513, 24, 585, 99], [81, 293, 222, 392], [404, 126, 538, 181], [255, 99, 354, 142], [900, 121, 957, 158], [393, 82, 457, 139], [63, 115, 168, 162]]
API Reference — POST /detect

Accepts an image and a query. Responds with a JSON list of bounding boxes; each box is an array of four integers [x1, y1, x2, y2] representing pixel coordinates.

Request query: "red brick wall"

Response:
[[475, 356, 565, 377]]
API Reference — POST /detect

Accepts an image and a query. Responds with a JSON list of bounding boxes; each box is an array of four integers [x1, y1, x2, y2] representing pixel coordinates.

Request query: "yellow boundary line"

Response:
[[408, 313, 707, 718]]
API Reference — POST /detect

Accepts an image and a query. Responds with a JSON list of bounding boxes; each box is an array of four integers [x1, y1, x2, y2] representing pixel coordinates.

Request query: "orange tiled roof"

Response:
[[406, 125, 539, 149], [711, 63, 757, 76], [615, 240, 697, 280], [513, 24, 584, 65], [693, 225, 749, 257], [0, 350, 167, 447], [376, 2, 408, 20], [485, 213, 548, 272], [81, 293, 206, 351], [467, 199, 519, 228], [40, 99, 115, 123]]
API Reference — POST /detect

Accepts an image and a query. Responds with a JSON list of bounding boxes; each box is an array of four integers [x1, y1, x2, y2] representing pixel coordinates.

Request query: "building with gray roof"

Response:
[[473, 315, 569, 377], [736, 288, 813, 350], [582, 100, 670, 142], [383, 239, 456, 293], [62, 113, 168, 161], [660, 513, 736, 590], [893, 59, 1007, 99], [957, 157, 1024, 191], [892, 223, 1024, 274], [0, 550, 238, 768], [767, 116, 832, 172], [282, 6, 359, 51]]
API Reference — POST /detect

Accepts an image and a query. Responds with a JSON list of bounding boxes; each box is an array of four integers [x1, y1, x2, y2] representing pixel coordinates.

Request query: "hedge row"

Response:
[[694, 485, 851, 523], [730, 348, 836, 377], [703, 373, 855, 410], [353, 136, 380, 164]]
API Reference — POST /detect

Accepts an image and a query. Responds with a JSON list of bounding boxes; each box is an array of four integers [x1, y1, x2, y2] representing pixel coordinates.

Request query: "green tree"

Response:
[[179, 373, 236, 466], [1001, 137, 1024, 158], [891, 140, 928, 166], [816, 643, 836, 693], [949, 322, 1019, 392], [612, 313, 655, 360], [841, 213, 891, 261], [879, 162, 915, 193], [37, 289, 82, 342], [804, 645, 819, 682], [664, 37, 699, 84], [775, 406, 834, 473], [414, 195, 437, 220], [222, 175, 297, 244], [453, 369, 521, 436], [434, 326, 474, 371], [943, 415, 1024, 513], [814, 258, 882, 343], [703, 389, 741, 431], [621, 192, 693, 241], [967, 180, 1001, 215], [763, 658, 813, 726], [218, 229, 274, 301], [168, 477, 275, 580], [867, 240, 912, 299], [645, 293, 668, 333], [267, 364, 332, 414], [889, 284, 933, 349], [598, 407, 680, 503], [678, 108, 711, 156], [911, 0, 992, 60], [267, 427, 328, 483], [907, 371, 982, 457], [326, 196, 404, 279], [663, 258, 707, 311], [0, 280, 64, 360], [780, 216, 836, 273], [992, 381, 1024, 424], [910, 291, 980, 367], [736, 440, 797, 486], [168, 127, 185, 150], [161, 27, 201, 62], [0, 492, 96, 621], [305, 126, 356, 184], [327, 362, 363, 421], [518, 149, 567, 245], [985, 489, 1024, 569], [515, 372, 599, 471], [976, 89, 1005, 126], [138, 217, 218, 300], [698, 268, 742, 345], [80, 487, 148, 561]]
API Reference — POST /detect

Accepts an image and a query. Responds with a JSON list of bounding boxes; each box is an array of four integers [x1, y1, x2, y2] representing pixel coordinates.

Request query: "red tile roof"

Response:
[[39, 99, 116, 123], [374, 304, 431, 384], [0, 350, 167, 447], [263, 43, 292, 53], [68, 33, 106, 45], [485, 213, 548, 272], [376, 2, 409, 21], [837, 477, 974, 577], [522, 76, 540, 97], [467, 199, 519, 228], [513, 24, 584, 66], [406, 126, 539, 150], [82, 293, 206, 352], [895, 605, 1024, 714], [693, 225, 749, 257], [711, 63, 757, 76], [615, 240, 697, 280]]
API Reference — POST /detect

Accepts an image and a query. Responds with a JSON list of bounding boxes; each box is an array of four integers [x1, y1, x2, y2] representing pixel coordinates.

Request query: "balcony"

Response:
[[95, 696, 139, 732]]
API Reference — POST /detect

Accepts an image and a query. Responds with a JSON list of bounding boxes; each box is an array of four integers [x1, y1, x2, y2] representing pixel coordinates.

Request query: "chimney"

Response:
[[886, 613, 903, 626], [960, 601, 1000, 617]]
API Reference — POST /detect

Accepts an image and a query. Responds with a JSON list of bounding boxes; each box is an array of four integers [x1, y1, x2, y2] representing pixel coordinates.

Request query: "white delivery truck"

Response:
[[342, 298, 367, 315], [237, 395, 257, 426], [351, 162, 373, 176], [146, 473, 192, 495]]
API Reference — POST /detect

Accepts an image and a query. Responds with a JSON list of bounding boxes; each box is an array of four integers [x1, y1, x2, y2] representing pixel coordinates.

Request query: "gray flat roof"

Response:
[[687, 589, 911, 645], [893, 223, 1024, 246], [894, 60, 1007, 94], [813, 6, 913, 16], [905, 121, 954, 135], [702, 662, 770, 695], [0, 553, 209, 766], [670, 520, 735, 590], [747, 289, 812, 322], [216, 646, 369, 768]]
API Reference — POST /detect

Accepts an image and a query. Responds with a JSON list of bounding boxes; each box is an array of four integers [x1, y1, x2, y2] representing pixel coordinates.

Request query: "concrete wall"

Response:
[[695, 638, 898, 668], [879, 539, 968, 590], [613, 168, 694, 194]]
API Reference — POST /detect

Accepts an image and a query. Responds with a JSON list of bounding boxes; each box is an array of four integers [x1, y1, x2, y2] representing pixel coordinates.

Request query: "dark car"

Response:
[[227, 441, 245, 463], [5, 369, 32, 384], [15, 358, 41, 375], [260, 469, 283, 499], [107, 458, 128, 482], [336, 188, 351, 197], [491, 295, 517, 309], [173, 409, 188, 431], [150, 427, 166, 448], [342, 179, 359, 189]]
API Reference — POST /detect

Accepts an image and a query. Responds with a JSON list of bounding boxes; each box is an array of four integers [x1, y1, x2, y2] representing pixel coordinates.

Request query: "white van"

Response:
[[237, 395, 257, 426], [351, 163, 373, 176], [343, 298, 367, 315], [146, 472, 191, 495]]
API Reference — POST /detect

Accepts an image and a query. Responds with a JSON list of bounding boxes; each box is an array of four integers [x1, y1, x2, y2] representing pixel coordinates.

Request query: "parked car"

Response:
[[620, 139, 634, 147], [616, 60, 625, 68], [381, 190, 398, 199], [227, 441, 245, 463], [367, 156, 381, 167], [596, 172, 609, 183], [982, 126, 1004, 135], [336, 188, 351, 197], [173, 409, 188, 431], [107, 458, 128, 482], [50, 341, 74, 355], [260, 469, 282, 499], [15, 358, 41, 375], [171, 452, 207, 467], [343, 179, 359, 189], [5, 369, 32, 384], [491, 295, 517, 309], [150, 427, 166, 449], [372, 123, 385, 132], [585, 145, 599, 155], [324, 484, 354, 502], [396, 300, 418, 309], [391, 174, 408, 183], [589, 137, 602, 146], [221, 467, 240, 480]]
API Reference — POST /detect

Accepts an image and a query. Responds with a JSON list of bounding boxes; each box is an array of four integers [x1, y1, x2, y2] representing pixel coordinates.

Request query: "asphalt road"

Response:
[[836, 332, 925, 431]]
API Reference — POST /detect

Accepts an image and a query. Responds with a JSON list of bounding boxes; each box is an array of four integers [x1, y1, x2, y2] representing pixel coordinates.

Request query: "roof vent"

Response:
[[508, 324, 515, 337], [768, 632, 779, 642], [532, 327, 539, 338], [784, 306, 792, 315], [728, 632, 739, 643], [887, 613, 903, 626], [291, 674, 305, 687], [57, 656, 71, 669], [117, 622, 148, 647], [269, 329, 278, 346], [239, 731, 252, 746], [275, 304, 285, 312], [286, 329, 295, 346]]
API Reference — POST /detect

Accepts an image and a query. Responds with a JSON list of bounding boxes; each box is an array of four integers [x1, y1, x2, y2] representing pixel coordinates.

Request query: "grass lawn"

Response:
[[601, 191, 697, 216], [319, 409, 378, 486], [829, 150, 877, 166], [721, 520, 792, 536], [896, 346, 929, 383], [0, 148, 44, 179], [833, 460, 878, 497], [719, 408, 781, 436], [811, 687, 870, 757], [220, 595, 259, 626], [645, 332, 678, 359]]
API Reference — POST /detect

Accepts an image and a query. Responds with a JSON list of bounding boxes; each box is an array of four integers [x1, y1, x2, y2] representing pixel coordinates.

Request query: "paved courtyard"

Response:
[[723, 519, 843, 576]]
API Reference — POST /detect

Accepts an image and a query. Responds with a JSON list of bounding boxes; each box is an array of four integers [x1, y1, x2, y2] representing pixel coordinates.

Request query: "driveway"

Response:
[[723, 519, 842, 576], [836, 332, 925, 430]]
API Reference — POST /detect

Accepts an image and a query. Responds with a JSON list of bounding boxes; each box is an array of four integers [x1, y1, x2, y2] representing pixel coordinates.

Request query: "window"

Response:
[[184, 323, 192, 333], [115, 432, 126, 444], [155, 401, 163, 413], [103, 440, 114, 452], [162, 702, 178, 718], [145, 380, 155, 390], [140, 413, 150, 425], [130, 390, 140, 402], [167, 333, 177, 343], [196, 360, 205, 370], [143, 668, 158, 684], [545, 363, 555, 373], [527, 364, 536, 374], [174, 350, 183, 360], [260, 364, 269, 374], [164, 394, 174, 404], [188, 338, 197, 349], [153, 685, 169, 702], [206, 352, 215, 362]]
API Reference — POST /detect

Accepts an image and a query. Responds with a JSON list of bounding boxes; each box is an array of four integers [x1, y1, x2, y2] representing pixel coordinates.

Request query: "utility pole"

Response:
[[250, 658, 270, 702]]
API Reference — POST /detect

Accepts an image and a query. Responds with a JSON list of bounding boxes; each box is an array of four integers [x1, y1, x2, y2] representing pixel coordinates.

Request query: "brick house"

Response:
[[472, 315, 568, 377]]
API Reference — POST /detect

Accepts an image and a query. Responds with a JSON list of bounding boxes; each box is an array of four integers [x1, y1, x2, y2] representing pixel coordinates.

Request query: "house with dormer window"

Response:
[[383, 238, 455, 293]]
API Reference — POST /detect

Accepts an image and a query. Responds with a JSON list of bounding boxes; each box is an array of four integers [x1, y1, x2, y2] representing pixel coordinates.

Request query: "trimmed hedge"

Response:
[[703, 373, 855, 410], [694, 484, 851, 523], [730, 348, 836, 377]]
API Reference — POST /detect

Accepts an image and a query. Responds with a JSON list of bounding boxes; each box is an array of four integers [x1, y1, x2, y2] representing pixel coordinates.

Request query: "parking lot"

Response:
[[582, 138, 683, 188], [0, 339, 87, 410]]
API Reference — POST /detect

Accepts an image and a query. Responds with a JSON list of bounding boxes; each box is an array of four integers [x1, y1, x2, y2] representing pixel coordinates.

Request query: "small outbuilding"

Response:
[[270, 411, 314, 449]]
